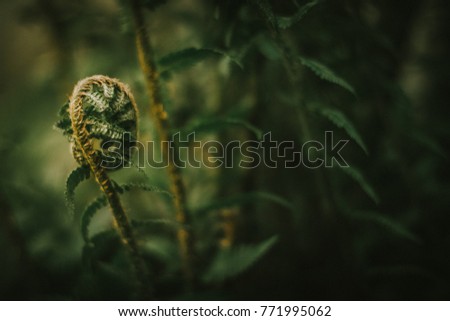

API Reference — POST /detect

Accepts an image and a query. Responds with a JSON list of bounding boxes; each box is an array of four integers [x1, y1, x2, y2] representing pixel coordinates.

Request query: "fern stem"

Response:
[[128, 0, 195, 288], [69, 82, 151, 299]]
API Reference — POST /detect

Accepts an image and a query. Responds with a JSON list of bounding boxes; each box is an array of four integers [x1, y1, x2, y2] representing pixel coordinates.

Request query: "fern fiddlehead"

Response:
[[56, 75, 150, 298]]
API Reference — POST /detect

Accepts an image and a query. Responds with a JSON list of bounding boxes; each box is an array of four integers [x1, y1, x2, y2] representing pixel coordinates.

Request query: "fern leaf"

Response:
[[54, 117, 73, 136], [85, 116, 136, 140], [315, 106, 368, 154], [203, 236, 278, 282], [299, 56, 356, 95], [117, 183, 173, 198], [80, 183, 171, 242], [254, 0, 278, 31], [110, 89, 129, 113], [58, 100, 70, 117], [65, 166, 90, 217], [84, 91, 110, 112], [340, 166, 379, 204], [180, 117, 263, 140], [158, 48, 242, 78], [194, 191, 294, 216], [81, 195, 108, 242], [349, 211, 421, 244], [277, 0, 319, 29]]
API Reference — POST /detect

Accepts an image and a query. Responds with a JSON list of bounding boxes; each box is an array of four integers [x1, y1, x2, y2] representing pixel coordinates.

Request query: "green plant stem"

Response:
[[255, 0, 333, 220], [69, 93, 151, 299], [128, 0, 194, 289]]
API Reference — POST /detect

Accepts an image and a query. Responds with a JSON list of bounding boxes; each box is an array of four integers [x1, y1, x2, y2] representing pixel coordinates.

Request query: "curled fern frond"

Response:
[[60, 75, 150, 298], [56, 75, 139, 170]]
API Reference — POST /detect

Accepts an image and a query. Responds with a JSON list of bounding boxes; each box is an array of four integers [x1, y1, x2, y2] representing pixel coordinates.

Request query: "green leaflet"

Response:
[[158, 47, 242, 78], [81, 183, 172, 242], [54, 101, 72, 137], [116, 183, 173, 198], [65, 166, 90, 217], [340, 166, 379, 204], [179, 117, 263, 140], [299, 56, 356, 95], [254, 0, 278, 31], [203, 236, 278, 283], [85, 116, 135, 141], [277, 0, 319, 29], [81, 195, 108, 242], [314, 106, 368, 154], [349, 211, 421, 244], [194, 191, 294, 216]]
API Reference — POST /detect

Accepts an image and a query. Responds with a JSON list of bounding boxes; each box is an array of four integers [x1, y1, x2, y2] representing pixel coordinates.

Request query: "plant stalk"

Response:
[[128, 0, 194, 288]]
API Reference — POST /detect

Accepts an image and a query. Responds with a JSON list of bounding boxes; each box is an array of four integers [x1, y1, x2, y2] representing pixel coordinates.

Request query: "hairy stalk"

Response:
[[68, 76, 150, 298], [128, 0, 194, 288]]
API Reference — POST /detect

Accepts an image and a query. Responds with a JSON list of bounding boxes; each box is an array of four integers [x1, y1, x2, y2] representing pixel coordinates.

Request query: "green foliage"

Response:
[[203, 236, 278, 282], [194, 192, 294, 216], [299, 56, 356, 95], [312, 105, 368, 154], [115, 182, 173, 198], [158, 48, 242, 79], [340, 166, 379, 204], [277, 0, 320, 29], [253, 0, 278, 31], [2, 0, 446, 301], [179, 116, 263, 140], [81, 183, 171, 242], [65, 166, 90, 217], [348, 211, 421, 244], [81, 195, 108, 242]]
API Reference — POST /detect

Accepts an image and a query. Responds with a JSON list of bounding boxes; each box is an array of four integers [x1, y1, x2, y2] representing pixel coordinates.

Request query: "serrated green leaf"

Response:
[[179, 117, 263, 140], [277, 0, 319, 29], [203, 236, 278, 283], [117, 183, 173, 198], [349, 211, 421, 244], [81, 183, 171, 242], [254, 0, 278, 31], [65, 166, 90, 217], [314, 106, 368, 154], [299, 56, 356, 95], [194, 191, 294, 216], [340, 166, 379, 204], [255, 34, 282, 61], [58, 100, 69, 117], [81, 195, 108, 242], [158, 48, 242, 78]]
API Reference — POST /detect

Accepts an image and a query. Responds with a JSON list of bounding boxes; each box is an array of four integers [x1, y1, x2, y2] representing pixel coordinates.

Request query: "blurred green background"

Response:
[[0, 0, 449, 300]]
